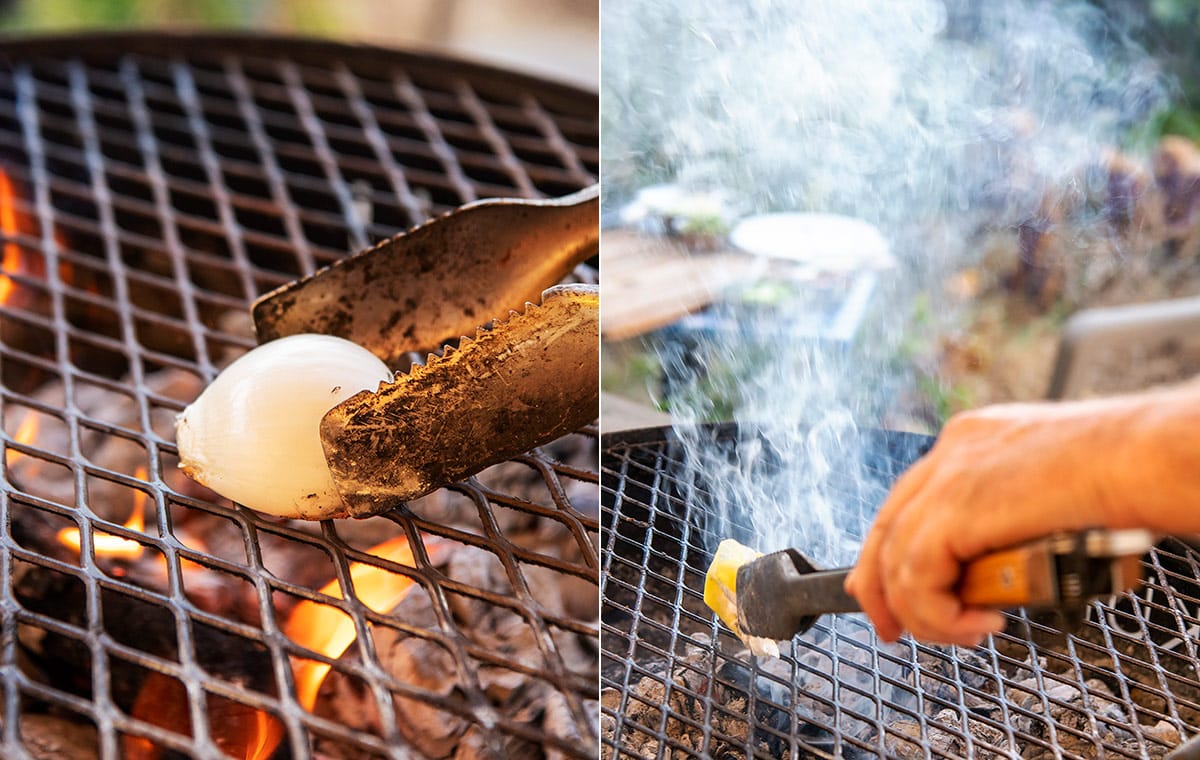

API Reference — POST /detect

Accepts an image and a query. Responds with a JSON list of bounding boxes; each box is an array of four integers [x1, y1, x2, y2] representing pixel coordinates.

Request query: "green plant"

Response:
[[916, 373, 974, 424]]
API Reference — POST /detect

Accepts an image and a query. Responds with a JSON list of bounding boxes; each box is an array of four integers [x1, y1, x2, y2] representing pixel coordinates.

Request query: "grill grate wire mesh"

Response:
[[0, 33, 598, 760], [601, 426, 1200, 759]]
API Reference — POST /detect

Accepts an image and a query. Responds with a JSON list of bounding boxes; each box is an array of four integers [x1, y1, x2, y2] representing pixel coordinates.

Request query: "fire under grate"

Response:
[[601, 425, 1200, 759], [0, 33, 598, 760]]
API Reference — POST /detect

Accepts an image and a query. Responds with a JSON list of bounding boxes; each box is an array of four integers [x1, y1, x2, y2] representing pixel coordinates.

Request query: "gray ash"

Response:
[[603, 614, 1190, 759]]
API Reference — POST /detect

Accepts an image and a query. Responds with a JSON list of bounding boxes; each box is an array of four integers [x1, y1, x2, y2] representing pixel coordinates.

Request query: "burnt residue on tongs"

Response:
[[322, 283, 597, 517], [252, 185, 599, 517], [253, 185, 598, 366]]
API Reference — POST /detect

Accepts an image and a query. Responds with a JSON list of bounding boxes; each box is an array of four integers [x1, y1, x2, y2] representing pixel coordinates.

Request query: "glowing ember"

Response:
[[286, 534, 440, 710], [57, 467, 147, 559], [124, 672, 284, 760], [231, 534, 441, 759]]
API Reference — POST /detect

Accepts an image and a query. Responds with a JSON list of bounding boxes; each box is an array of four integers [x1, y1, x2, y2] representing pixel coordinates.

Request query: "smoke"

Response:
[[603, 0, 1161, 220], [602, 0, 1166, 564]]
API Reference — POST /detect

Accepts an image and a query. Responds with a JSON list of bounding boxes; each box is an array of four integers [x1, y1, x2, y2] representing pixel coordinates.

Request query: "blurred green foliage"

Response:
[[1092, 0, 1200, 139], [0, 0, 341, 35], [916, 374, 973, 423]]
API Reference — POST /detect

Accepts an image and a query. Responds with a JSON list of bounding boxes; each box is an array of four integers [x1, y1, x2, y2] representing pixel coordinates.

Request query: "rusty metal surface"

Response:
[[322, 283, 599, 516], [0, 33, 598, 759], [253, 185, 598, 365], [601, 425, 1200, 759]]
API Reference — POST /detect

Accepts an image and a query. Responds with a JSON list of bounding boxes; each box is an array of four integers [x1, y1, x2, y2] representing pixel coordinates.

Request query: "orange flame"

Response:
[[0, 167, 67, 308], [57, 467, 147, 559], [233, 535, 440, 760], [5, 409, 39, 469], [0, 169, 24, 306], [286, 535, 437, 710], [11, 409, 37, 445], [244, 711, 282, 760]]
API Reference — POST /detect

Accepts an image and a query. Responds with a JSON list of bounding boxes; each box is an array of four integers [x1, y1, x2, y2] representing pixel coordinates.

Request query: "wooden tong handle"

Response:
[[958, 543, 1058, 608], [957, 533, 1148, 609]]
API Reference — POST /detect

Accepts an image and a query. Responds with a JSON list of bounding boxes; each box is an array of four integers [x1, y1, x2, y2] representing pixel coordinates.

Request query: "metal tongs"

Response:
[[252, 185, 598, 517], [706, 529, 1155, 657]]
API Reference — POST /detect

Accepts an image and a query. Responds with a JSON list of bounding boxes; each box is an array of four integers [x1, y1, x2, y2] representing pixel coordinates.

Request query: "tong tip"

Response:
[[703, 539, 781, 658]]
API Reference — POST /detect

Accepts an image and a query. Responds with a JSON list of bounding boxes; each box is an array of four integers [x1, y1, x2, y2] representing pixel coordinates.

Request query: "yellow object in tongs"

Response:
[[703, 539, 780, 658]]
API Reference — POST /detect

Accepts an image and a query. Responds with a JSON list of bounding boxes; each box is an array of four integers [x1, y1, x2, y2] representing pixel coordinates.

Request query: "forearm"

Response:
[[1106, 378, 1200, 533], [845, 377, 1200, 645]]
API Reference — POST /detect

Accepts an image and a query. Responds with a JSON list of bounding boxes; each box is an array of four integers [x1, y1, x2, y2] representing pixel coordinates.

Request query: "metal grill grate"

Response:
[[601, 426, 1200, 759], [0, 33, 598, 759]]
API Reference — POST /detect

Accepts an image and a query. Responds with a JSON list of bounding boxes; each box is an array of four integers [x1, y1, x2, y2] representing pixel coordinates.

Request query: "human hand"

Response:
[[844, 397, 1145, 645]]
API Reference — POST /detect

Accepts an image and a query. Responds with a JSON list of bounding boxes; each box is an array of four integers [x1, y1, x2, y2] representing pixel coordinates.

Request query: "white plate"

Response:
[[729, 213, 895, 272]]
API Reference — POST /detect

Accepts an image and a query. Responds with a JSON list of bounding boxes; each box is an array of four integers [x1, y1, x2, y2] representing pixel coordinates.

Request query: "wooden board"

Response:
[[600, 230, 759, 340], [600, 391, 672, 433]]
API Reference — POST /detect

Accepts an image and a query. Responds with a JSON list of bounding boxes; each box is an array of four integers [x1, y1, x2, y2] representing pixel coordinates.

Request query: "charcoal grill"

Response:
[[0, 32, 597, 759], [601, 424, 1200, 759]]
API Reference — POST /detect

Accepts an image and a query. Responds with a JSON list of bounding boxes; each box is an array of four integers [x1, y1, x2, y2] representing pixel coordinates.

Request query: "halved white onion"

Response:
[[175, 334, 392, 519]]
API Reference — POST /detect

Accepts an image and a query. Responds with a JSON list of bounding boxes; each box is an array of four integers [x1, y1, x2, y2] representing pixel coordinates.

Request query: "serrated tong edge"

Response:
[[318, 282, 598, 516]]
